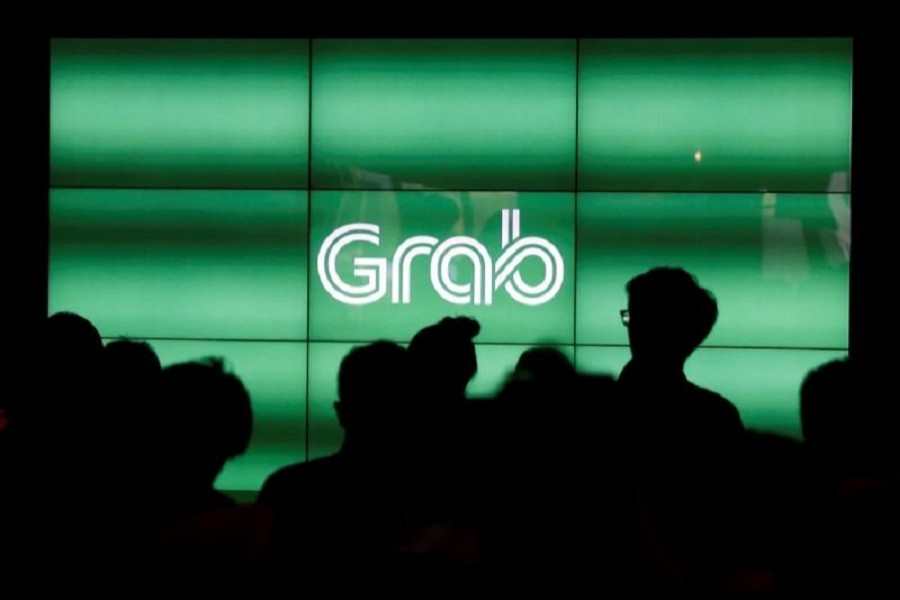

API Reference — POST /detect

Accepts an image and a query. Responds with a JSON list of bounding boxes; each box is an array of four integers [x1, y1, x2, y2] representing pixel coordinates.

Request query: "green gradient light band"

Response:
[[576, 193, 850, 348], [50, 189, 308, 340], [579, 39, 852, 192], [312, 39, 577, 190], [51, 39, 310, 189]]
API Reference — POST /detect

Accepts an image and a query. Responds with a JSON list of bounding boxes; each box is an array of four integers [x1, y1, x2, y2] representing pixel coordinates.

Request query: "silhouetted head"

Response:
[[44, 311, 103, 371], [102, 339, 161, 386], [800, 357, 852, 452], [335, 341, 409, 441], [625, 267, 717, 366], [27, 312, 103, 432], [498, 346, 577, 406], [513, 347, 576, 385], [157, 358, 252, 487], [408, 317, 480, 402], [96, 339, 162, 445]]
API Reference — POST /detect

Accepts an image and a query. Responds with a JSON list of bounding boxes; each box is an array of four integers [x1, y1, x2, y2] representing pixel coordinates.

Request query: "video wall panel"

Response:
[[50, 38, 852, 491]]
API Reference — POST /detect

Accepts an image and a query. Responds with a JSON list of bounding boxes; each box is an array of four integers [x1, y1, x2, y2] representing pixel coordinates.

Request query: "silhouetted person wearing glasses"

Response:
[[616, 267, 746, 592], [618, 267, 743, 434]]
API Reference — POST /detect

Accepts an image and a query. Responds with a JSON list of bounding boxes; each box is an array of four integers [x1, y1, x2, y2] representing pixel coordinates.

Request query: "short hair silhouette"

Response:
[[102, 339, 161, 383], [335, 341, 408, 435], [30, 312, 103, 430], [498, 346, 578, 405], [96, 338, 162, 441], [45, 311, 103, 365], [799, 357, 851, 449], [513, 347, 576, 384], [408, 317, 481, 401], [158, 358, 252, 484], [625, 267, 718, 362]]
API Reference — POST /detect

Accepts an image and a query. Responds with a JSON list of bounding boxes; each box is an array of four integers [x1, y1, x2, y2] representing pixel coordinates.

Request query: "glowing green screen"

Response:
[[49, 189, 308, 341], [49, 38, 852, 492], [576, 193, 849, 348], [311, 39, 576, 190], [51, 39, 310, 189], [578, 39, 852, 192]]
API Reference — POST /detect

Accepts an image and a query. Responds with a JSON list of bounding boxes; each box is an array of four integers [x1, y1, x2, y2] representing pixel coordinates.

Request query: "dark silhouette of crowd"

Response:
[[1, 267, 895, 595]]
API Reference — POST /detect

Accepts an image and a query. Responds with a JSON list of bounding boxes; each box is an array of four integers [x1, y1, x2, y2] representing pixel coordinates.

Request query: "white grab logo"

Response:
[[317, 209, 564, 306]]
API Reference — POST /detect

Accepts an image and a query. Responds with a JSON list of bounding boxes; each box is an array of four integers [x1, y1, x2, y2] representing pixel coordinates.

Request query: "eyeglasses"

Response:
[[620, 309, 630, 327]]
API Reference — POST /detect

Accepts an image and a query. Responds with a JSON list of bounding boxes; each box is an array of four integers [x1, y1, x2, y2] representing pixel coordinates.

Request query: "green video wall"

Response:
[[49, 39, 852, 491]]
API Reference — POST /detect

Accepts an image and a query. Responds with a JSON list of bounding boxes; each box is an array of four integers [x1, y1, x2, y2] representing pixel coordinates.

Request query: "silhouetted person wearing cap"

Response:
[[616, 267, 746, 591]]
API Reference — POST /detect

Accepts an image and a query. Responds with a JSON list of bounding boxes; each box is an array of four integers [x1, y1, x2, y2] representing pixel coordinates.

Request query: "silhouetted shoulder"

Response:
[[685, 381, 745, 433], [257, 455, 343, 508]]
